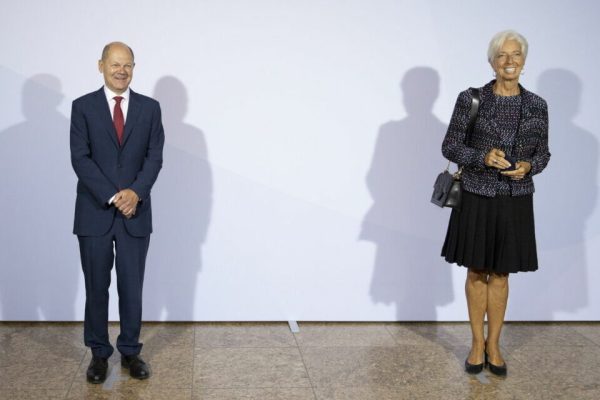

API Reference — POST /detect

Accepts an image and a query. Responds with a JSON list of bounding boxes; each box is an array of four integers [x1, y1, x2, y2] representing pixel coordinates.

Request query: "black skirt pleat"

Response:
[[441, 190, 538, 273]]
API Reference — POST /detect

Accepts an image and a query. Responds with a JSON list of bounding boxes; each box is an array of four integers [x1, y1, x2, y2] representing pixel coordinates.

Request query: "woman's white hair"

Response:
[[487, 30, 528, 64]]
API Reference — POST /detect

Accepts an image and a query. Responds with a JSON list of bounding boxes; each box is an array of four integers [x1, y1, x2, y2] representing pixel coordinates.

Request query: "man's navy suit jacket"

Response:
[[70, 87, 164, 237]]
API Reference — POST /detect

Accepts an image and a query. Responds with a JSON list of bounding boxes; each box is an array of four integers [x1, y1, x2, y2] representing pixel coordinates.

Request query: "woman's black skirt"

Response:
[[441, 190, 538, 273]]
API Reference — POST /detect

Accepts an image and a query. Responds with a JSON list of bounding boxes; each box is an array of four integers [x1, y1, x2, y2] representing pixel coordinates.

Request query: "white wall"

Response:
[[1, 0, 598, 321]]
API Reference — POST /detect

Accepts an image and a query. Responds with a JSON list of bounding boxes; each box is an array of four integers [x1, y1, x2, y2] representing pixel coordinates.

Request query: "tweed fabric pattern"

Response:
[[494, 94, 521, 195], [441, 81, 550, 197]]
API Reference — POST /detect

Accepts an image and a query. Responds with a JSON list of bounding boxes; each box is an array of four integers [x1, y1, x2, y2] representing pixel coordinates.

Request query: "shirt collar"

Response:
[[103, 86, 130, 102]]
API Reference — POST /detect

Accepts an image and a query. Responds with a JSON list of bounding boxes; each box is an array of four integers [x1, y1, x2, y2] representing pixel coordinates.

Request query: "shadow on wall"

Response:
[[360, 67, 454, 321], [511, 69, 597, 318], [0, 74, 78, 320], [143, 76, 213, 321]]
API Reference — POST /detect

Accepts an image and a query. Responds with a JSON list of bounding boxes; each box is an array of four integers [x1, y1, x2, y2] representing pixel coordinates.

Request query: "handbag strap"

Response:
[[465, 87, 481, 144]]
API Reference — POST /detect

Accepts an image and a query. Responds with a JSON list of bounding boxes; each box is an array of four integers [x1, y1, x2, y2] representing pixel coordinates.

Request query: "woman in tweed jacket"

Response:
[[441, 30, 550, 376]]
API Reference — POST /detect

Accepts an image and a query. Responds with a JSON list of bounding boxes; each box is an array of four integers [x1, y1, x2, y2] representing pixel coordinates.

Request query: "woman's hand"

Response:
[[501, 161, 531, 180], [484, 148, 511, 169]]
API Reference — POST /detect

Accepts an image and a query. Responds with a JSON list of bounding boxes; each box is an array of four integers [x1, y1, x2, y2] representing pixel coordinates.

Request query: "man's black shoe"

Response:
[[121, 354, 150, 380], [86, 356, 108, 384]]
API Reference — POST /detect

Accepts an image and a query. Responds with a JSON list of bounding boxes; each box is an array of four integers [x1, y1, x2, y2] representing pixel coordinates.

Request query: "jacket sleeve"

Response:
[[441, 90, 487, 168], [70, 100, 118, 206], [129, 101, 165, 201], [523, 100, 551, 176]]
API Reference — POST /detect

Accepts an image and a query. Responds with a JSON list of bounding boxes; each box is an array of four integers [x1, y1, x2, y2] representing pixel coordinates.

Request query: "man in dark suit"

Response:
[[70, 42, 164, 383]]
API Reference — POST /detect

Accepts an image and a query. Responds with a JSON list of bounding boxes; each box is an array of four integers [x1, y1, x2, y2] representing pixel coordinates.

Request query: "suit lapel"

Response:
[[93, 88, 120, 148], [122, 90, 141, 147]]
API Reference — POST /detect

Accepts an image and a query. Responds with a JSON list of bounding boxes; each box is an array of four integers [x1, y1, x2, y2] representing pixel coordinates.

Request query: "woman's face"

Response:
[[492, 39, 525, 82]]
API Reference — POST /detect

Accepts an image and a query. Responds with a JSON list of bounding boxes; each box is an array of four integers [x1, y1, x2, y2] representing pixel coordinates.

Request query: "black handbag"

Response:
[[431, 169, 463, 208], [431, 88, 480, 209]]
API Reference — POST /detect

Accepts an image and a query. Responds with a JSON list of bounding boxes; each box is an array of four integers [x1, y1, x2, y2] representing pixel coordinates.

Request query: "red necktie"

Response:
[[113, 96, 124, 145]]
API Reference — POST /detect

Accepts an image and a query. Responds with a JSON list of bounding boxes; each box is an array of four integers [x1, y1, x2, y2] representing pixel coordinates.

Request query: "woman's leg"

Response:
[[466, 269, 488, 364], [486, 273, 509, 365]]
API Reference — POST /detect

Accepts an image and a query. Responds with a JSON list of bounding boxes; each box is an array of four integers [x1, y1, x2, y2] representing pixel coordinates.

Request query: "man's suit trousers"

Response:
[[78, 216, 150, 358]]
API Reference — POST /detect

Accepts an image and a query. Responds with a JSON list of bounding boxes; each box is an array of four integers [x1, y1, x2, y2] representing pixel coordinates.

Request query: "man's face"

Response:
[[98, 45, 134, 94]]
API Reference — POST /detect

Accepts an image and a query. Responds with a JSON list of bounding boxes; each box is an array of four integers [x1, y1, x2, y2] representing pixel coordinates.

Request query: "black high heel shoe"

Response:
[[485, 351, 507, 376], [465, 358, 484, 374]]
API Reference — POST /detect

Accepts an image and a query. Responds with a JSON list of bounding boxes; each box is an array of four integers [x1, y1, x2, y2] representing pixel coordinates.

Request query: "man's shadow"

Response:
[[360, 67, 453, 320], [143, 76, 213, 321], [0, 74, 78, 320], [510, 69, 596, 319]]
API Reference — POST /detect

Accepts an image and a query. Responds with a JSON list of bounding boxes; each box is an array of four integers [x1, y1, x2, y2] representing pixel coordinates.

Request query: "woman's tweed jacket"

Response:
[[442, 81, 550, 197]]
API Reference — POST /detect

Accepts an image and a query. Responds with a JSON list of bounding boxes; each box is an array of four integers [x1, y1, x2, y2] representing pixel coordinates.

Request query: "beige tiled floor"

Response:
[[0, 322, 599, 399]]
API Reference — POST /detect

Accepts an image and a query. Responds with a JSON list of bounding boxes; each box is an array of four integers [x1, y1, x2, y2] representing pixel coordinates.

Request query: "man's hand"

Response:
[[113, 189, 139, 219]]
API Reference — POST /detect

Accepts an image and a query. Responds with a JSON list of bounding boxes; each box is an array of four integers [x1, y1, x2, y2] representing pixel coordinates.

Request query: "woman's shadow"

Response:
[[143, 76, 213, 321], [360, 67, 453, 320], [511, 69, 596, 319]]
